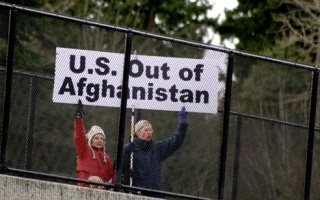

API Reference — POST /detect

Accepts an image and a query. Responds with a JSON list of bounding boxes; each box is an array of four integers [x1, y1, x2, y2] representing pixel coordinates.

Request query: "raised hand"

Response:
[[75, 99, 85, 118], [178, 106, 187, 123]]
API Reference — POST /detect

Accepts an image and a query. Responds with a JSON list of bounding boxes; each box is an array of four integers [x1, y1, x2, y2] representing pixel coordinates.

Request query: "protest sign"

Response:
[[53, 47, 222, 113]]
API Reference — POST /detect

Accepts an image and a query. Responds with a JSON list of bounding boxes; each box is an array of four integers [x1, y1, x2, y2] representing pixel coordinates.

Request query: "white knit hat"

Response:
[[86, 125, 105, 146], [135, 120, 151, 133], [86, 125, 107, 162]]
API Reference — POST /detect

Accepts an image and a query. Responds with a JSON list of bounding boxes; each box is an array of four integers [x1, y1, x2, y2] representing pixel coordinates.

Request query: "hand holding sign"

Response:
[[75, 99, 85, 118], [178, 106, 187, 124]]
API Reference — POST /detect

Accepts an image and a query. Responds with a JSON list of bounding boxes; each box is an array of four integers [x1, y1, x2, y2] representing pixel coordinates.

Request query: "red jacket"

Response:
[[74, 117, 115, 187]]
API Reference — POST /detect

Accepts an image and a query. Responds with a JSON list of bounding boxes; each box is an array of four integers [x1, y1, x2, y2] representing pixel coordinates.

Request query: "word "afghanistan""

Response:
[[58, 77, 209, 103]]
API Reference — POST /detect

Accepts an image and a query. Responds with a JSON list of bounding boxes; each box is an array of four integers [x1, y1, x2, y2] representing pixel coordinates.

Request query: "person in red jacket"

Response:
[[74, 100, 114, 189]]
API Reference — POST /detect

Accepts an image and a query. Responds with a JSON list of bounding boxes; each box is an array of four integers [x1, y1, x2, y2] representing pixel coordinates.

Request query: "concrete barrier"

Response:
[[0, 174, 158, 200]]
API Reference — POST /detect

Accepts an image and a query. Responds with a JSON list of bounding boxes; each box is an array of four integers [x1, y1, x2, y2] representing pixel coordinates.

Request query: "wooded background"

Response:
[[1, 1, 320, 199]]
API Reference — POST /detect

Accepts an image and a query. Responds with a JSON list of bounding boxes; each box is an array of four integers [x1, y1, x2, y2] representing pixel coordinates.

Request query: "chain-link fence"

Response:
[[1, 2, 320, 200]]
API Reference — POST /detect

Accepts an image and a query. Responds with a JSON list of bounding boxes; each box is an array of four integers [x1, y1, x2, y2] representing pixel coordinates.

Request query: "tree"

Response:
[[4, 0, 217, 43], [213, 0, 313, 122], [272, 0, 320, 66], [1, 0, 218, 73], [214, 0, 286, 53], [214, 2, 317, 198]]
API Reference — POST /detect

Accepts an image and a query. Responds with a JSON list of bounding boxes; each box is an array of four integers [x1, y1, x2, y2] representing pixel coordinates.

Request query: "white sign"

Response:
[[53, 47, 221, 113]]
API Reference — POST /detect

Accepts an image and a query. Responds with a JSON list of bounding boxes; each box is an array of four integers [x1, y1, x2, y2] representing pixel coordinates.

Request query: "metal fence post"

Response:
[[231, 115, 242, 200], [114, 31, 133, 191], [304, 67, 319, 200], [1, 9, 17, 173], [218, 51, 234, 200], [24, 77, 37, 170]]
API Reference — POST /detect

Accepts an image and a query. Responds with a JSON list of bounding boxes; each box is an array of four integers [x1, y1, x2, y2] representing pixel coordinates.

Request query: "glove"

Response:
[[178, 106, 187, 123], [75, 99, 85, 118]]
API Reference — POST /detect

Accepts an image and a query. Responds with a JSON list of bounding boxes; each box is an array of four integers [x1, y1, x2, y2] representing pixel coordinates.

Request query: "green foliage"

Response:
[[214, 0, 287, 53], [213, 0, 316, 126], [265, 0, 320, 66], [24, 0, 217, 43], [214, 0, 318, 65], [2, 0, 217, 73]]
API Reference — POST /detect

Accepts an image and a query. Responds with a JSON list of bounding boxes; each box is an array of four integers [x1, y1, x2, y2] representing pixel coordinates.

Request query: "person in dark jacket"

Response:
[[74, 100, 114, 189], [122, 106, 188, 198]]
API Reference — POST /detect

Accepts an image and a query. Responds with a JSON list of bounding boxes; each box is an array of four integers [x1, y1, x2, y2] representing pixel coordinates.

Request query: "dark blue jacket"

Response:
[[122, 123, 188, 197]]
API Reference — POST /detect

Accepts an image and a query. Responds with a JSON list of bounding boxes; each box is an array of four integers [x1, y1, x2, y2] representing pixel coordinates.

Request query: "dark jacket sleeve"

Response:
[[157, 122, 188, 160], [121, 142, 135, 185]]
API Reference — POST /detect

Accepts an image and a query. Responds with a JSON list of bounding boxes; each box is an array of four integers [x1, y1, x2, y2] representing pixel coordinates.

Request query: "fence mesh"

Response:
[[1, 3, 320, 200]]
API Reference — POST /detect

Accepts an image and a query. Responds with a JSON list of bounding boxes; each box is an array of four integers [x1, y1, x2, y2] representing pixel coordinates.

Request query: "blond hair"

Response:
[[135, 120, 151, 133]]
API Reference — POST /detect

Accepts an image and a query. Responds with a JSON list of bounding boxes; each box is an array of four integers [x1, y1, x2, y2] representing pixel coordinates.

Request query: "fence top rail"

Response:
[[0, 67, 53, 80], [218, 109, 320, 132], [233, 50, 315, 71], [0, 2, 316, 71]]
